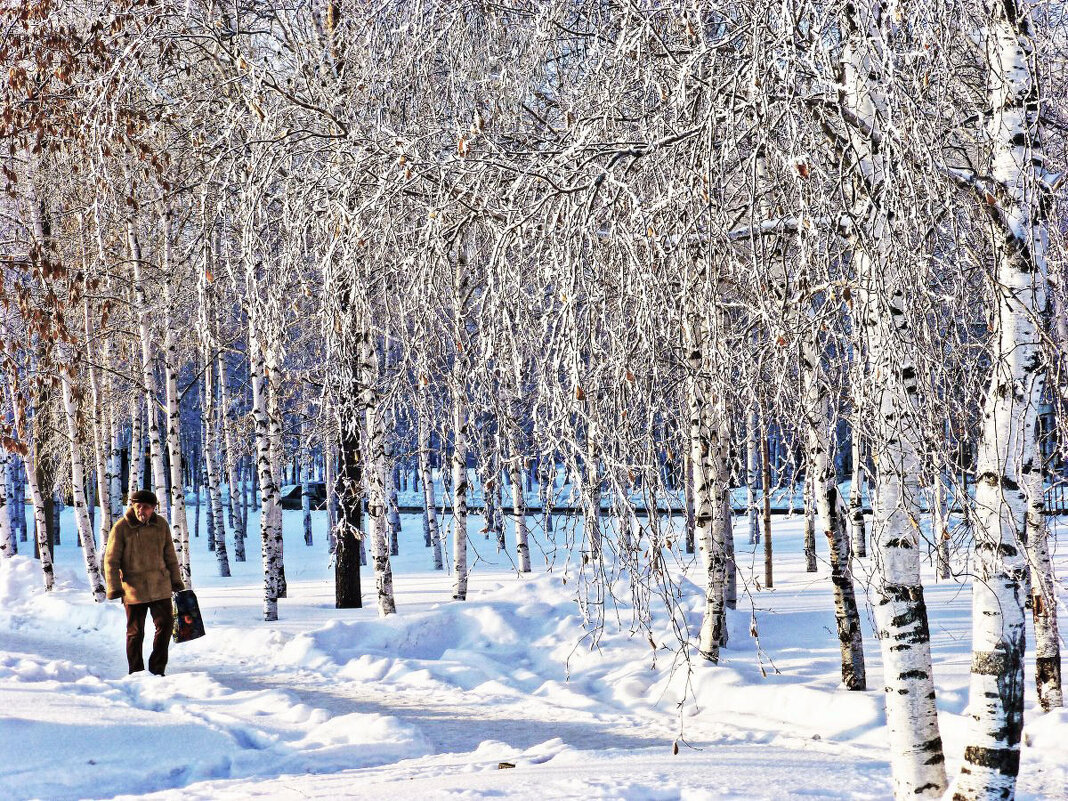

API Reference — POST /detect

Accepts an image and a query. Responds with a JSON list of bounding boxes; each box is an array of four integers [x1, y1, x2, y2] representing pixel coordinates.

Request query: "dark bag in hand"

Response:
[[172, 589, 206, 643]]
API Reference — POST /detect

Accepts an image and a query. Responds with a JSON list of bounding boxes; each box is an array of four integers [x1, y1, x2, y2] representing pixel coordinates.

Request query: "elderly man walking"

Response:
[[104, 490, 185, 676]]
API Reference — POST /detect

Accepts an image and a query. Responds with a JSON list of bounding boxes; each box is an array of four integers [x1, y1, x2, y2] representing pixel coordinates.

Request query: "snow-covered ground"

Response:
[[1, 502, 1065, 801]]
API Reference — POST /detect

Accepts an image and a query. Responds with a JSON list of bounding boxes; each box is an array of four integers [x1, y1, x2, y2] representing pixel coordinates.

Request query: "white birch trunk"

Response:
[[418, 412, 443, 570], [58, 350, 106, 602], [361, 334, 396, 616], [840, 1, 944, 792], [479, 436, 502, 547], [249, 323, 281, 620], [217, 349, 242, 533], [88, 200, 115, 544], [204, 357, 230, 578], [957, 294, 1037, 800], [162, 228, 190, 587], [539, 457, 554, 536], [934, 470, 951, 581], [266, 352, 286, 598], [583, 426, 602, 563], [684, 290, 725, 662], [82, 299, 112, 555], [746, 407, 759, 545], [508, 455, 530, 573], [129, 224, 169, 521], [719, 420, 736, 611], [23, 426, 53, 590], [698, 401, 729, 659], [854, 147, 946, 801], [385, 451, 401, 557], [956, 4, 1054, 794], [128, 397, 144, 499], [301, 420, 313, 546], [451, 379, 470, 601], [849, 424, 866, 558], [94, 198, 124, 523], [801, 329, 865, 690], [1025, 481, 1062, 712], [0, 445, 13, 558], [107, 389, 123, 520], [18, 194, 55, 587]]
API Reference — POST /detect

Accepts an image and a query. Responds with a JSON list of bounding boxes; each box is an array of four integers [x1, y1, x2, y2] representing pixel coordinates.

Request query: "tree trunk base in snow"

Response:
[[335, 530, 362, 609], [1035, 656, 1063, 712]]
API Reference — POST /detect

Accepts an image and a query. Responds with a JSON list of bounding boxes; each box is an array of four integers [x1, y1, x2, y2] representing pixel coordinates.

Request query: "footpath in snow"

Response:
[[0, 505, 1065, 800]]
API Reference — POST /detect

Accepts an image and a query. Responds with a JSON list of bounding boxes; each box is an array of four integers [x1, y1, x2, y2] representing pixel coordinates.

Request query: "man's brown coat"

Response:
[[104, 509, 184, 604]]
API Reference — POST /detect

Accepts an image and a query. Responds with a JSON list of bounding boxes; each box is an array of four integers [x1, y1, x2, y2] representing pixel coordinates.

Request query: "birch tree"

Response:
[[161, 213, 191, 587], [826, 1, 943, 789], [57, 340, 107, 602], [0, 430, 11, 558], [249, 315, 284, 621], [361, 333, 397, 616], [952, 2, 1059, 796], [417, 405, 444, 570], [129, 223, 171, 520]]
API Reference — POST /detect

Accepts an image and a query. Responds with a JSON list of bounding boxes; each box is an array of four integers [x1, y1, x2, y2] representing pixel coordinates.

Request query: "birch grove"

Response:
[[1, 2, 1066, 798]]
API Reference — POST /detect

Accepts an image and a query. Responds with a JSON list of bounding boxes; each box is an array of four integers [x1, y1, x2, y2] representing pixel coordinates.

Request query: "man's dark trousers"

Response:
[[125, 598, 173, 675]]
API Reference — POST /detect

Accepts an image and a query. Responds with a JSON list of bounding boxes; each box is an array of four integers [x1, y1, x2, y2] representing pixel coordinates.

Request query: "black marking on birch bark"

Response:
[[962, 744, 1021, 776], [881, 584, 923, 603], [885, 600, 933, 646], [830, 571, 856, 592], [890, 641, 926, 652], [975, 471, 1020, 491], [919, 735, 946, 762], [710, 617, 726, 650], [898, 669, 929, 681], [974, 540, 1020, 559]]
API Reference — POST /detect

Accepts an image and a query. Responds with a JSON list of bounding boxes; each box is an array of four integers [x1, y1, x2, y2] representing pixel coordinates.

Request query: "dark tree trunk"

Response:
[[762, 434, 773, 589], [335, 423, 363, 609], [37, 489, 55, 559], [251, 462, 259, 510], [194, 466, 202, 541], [120, 447, 129, 498], [827, 486, 865, 690], [205, 486, 215, 551], [14, 459, 28, 542], [51, 490, 62, 546]]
